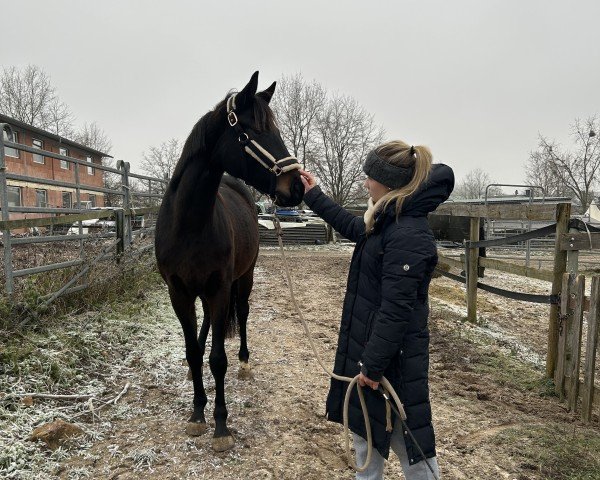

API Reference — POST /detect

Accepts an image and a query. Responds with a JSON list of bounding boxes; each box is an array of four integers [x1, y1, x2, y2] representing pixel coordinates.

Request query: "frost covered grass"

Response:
[[0, 239, 157, 331], [127, 447, 162, 471], [0, 254, 172, 479], [493, 423, 600, 479], [430, 303, 554, 395]]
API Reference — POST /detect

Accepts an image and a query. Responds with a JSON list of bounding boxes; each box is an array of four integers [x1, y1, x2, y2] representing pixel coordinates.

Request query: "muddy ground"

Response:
[[5, 246, 600, 479]]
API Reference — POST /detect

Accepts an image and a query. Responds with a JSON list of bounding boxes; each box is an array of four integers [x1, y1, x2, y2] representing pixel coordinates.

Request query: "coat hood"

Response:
[[393, 163, 454, 217]]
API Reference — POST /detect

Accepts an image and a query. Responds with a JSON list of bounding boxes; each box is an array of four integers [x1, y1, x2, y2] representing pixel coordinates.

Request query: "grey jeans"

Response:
[[353, 420, 440, 480]]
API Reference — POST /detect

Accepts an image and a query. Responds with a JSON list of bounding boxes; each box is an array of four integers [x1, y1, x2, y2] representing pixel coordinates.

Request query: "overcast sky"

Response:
[[2, 0, 600, 189]]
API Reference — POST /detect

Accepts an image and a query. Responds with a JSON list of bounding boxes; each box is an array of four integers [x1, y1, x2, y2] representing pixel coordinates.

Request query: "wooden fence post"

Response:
[[582, 276, 600, 422], [555, 272, 573, 399], [568, 274, 585, 411], [547, 202, 571, 378], [466, 217, 480, 323]]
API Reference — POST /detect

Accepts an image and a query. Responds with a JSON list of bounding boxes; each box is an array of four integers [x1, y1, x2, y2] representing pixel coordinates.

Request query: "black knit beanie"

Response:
[[362, 150, 415, 189]]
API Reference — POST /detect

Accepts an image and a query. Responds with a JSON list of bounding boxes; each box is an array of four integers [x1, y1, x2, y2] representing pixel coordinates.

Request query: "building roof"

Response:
[[0, 113, 113, 159]]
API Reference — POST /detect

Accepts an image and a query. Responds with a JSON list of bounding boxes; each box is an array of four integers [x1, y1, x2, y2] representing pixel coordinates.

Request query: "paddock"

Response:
[[2, 244, 599, 479]]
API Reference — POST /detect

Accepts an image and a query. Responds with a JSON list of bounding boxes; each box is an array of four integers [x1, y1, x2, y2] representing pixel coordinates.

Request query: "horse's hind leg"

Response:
[[237, 266, 254, 380], [187, 300, 210, 381], [207, 287, 235, 452], [168, 285, 208, 436]]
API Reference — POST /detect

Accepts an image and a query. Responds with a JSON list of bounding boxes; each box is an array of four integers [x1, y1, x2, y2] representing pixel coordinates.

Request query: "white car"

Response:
[[67, 218, 116, 235]]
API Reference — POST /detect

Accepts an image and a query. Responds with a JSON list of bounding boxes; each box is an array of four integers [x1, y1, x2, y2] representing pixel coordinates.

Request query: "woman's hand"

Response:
[[358, 372, 379, 390], [299, 169, 317, 193]]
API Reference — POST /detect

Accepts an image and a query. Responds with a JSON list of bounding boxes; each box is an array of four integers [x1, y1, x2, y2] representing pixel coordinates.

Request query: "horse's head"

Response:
[[213, 72, 304, 207]]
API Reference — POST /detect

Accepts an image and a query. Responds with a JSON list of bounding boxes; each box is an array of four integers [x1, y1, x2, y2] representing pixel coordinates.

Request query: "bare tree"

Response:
[[453, 168, 502, 199], [140, 138, 182, 191], [311, 94, 385, 207], [0, 65, 74, 133], [74, 122, 112, 154], [525, 117, 600, 213], [270, 73, 327, 168], [524, 150, 570, 198], [73, 122, 116, 205], [46, 99, 75, 137]]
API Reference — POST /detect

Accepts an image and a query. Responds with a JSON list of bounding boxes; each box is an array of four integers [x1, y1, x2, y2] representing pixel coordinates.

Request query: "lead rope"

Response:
[[271, 218, 439, 479]]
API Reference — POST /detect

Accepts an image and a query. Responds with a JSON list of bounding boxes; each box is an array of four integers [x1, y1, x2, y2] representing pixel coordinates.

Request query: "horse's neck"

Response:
[[174, 157, 223, 228], [169, 111, 228, 229]]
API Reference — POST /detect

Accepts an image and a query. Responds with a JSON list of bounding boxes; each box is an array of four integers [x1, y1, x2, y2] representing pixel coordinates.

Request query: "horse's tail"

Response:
[[225, 280, 239, 339]]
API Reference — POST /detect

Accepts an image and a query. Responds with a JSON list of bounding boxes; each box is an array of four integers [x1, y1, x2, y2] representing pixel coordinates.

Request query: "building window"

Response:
[[62, 191, 72, 209], [3, 130, 19, 158], [7, 186, 22, 207], [35, 189, 48, 208], [86, 156, 95, 175], [32, 138, 44, 164], [59, 147, 69, 169], [88, 194, 96, 208]]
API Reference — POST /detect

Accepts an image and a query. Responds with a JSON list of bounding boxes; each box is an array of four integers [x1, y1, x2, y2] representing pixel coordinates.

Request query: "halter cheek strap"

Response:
[[226, 94, 301, 176]]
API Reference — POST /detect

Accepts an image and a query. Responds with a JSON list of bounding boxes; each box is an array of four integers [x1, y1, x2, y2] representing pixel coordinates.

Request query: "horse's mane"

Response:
[[168, 91, 277, 192]]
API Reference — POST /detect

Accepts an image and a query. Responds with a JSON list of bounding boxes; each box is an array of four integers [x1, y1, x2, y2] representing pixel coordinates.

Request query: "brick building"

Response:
[[1, 113, 111, 217]]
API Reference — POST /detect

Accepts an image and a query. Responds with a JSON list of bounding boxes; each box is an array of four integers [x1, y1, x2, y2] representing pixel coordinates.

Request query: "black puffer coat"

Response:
[[303, 164, 454, 464]]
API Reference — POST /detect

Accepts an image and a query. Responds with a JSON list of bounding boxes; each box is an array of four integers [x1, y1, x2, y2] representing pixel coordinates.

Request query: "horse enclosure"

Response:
[[434, 201, 600, 423], [1, 120, 598, 461]]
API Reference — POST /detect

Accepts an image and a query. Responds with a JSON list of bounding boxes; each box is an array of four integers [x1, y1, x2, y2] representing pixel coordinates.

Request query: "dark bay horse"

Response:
[[155, 72, 304, 452]]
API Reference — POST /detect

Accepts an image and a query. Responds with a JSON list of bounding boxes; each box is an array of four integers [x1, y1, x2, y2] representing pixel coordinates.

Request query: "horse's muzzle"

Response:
[[274, 176, 304, 207]]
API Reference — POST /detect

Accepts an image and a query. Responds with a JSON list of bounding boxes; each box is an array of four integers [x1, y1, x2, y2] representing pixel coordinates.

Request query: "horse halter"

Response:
[[226, 94, 301, 176]]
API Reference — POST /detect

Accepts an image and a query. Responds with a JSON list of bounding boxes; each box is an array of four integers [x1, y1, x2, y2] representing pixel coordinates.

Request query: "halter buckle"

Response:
[[238, 133, 249, 144], [227, 111, 238, 126], [272, 164, 283, 176]]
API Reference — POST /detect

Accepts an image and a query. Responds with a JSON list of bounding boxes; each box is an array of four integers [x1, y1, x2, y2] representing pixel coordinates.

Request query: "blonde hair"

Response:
[[365, 140, 433, 232]]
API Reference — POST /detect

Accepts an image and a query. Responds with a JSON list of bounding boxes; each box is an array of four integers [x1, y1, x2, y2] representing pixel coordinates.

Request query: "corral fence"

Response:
[[433, 202, 599, 423], [0, 123, 166, 306]]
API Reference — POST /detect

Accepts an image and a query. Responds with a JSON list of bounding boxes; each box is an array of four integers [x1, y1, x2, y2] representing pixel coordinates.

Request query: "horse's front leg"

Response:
[[168, 287, 208, 436], [207, 288, 235, 452]]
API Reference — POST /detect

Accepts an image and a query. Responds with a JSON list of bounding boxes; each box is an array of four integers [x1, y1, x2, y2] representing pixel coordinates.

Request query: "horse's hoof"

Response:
[[212, 434, 235, 452], [186, 422, 208, 436], [238, 362, 253, 380]]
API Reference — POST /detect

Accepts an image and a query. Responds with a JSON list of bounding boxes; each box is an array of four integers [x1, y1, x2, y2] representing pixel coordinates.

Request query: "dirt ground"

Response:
[[15, 247, 600, 479]]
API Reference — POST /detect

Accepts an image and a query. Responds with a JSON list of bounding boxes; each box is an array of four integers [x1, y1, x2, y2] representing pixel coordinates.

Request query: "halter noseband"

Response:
[[226, 94, 301, 176]]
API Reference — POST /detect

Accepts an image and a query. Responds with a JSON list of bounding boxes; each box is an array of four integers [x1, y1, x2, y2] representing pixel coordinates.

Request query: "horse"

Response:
[[154, 72, 304, 452]]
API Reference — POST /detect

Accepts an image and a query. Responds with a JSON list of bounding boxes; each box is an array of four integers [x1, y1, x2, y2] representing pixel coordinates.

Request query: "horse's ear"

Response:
[[236, 71, 259, 109], [257, 81, 276, 104]]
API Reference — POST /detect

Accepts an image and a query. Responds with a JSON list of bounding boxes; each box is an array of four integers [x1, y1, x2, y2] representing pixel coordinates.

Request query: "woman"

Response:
[[299, 140, 454, 480]]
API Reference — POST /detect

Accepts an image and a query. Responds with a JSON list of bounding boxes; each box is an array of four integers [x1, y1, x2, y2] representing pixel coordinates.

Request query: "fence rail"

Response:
[[433, 202, 558, 220]]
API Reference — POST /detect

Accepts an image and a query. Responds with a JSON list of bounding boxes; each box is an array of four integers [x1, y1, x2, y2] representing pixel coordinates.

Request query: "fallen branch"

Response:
[[70, 382, 131, 420], [111, 382, 130, 405]]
